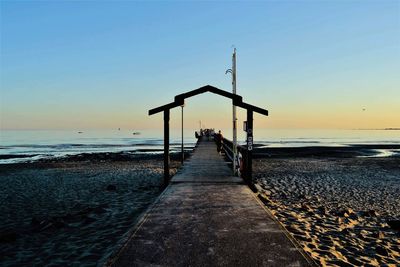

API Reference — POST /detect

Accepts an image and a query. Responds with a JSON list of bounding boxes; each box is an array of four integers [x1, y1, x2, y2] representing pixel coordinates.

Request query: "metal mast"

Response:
[[232, 48, 238, 175], [226, 48, 238, 175]]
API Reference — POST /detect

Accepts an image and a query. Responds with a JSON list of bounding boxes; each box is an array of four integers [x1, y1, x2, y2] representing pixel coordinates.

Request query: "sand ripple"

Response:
[[0, 158, 180, 266], [255, 157, 400, 266]]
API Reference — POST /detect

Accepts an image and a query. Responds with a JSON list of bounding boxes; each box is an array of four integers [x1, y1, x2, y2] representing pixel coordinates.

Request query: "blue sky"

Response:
[[1, 1, 399, 130]]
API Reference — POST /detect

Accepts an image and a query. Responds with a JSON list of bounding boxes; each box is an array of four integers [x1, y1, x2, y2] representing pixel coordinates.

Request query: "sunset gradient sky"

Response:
[[1, 1, 399, 131]]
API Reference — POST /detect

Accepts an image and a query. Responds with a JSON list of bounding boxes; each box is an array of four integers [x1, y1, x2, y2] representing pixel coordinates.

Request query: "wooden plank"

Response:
[[174, 85, 242, 104], [149, 100, 183, 115], [239, 102, 269, 116], [149, 85, 267, 117], [163, 109, 170, 185]]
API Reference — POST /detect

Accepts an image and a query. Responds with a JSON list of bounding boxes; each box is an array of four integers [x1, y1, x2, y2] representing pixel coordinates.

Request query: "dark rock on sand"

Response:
[[30, 218, 52, 232], [286, 224, 303, 235], [336, 208, 354, 217], [76, 207, 92, 216], [39, 220, 55, 232], [31, 217, 66, 232], [106, 184, 117, 191], [368, 210, 379, 217], [360, 210, 379, 217], [340, 228, 352, 235], [372, 231, 385, 239], [62, 213, 82, 224], [83, 216, 97, 225], [300, 204, 313, 212], [317, 205, 328, 215], [376, 245, 389, 256], [0, 229, 17, 243], [0, 154, 39, 160], [31, 217, 41, 227], [93, 205, 108, 215], [51, 217, 66, 229], [387, 220, 400, 231], [347, 257, 364, 266], [257, 194, 270, 206]]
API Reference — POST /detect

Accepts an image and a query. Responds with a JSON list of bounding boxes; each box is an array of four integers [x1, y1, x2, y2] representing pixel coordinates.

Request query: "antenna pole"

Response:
[[232, 48, 238, 175]]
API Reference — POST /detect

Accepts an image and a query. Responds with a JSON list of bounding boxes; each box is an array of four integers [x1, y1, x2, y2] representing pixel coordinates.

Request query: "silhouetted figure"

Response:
[[206, 129, 211, 140], [215, 130, 223, 154]]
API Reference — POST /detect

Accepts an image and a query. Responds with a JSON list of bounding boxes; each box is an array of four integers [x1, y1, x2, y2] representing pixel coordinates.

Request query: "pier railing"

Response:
[[215, 136, 254, 188]]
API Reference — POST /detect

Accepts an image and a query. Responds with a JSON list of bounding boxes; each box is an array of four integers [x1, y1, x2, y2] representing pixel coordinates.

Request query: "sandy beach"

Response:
[[1, 144, 399, 266], [0, 153, 184, 267], [254, 155, 400, 266]]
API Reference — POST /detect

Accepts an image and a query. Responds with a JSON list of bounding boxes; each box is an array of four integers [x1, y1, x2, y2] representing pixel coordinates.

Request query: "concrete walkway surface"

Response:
[[107, 138, 312, 267]]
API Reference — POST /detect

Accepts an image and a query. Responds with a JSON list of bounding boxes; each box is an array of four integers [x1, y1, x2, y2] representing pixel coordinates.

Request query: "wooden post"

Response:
[[246, 110, 253, 186], [164, 109, 170, 185], [181, 105, 184, 164]]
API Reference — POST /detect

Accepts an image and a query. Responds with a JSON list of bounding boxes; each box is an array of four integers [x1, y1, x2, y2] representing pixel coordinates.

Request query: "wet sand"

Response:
[[254, 156, 400, 266], [0, 153, 184, 267]]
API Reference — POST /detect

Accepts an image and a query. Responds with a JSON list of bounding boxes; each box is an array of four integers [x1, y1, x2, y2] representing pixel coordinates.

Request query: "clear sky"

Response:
[[1, 0, 399, 131]]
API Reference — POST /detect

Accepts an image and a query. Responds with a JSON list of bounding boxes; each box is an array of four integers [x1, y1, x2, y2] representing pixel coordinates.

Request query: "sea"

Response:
[[1, 128, 399, 164]]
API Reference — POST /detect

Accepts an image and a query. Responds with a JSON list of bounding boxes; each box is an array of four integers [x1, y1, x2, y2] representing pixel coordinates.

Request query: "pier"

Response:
[[107, 137, 312, 266]]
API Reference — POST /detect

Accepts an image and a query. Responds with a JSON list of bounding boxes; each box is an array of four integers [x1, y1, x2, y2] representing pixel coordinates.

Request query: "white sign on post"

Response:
[[247, 129, 253, 151], [248, 136, 253, 151]]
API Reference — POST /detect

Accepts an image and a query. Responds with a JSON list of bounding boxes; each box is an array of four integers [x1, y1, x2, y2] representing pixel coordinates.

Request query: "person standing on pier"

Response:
[[216, 130, 223, 154]]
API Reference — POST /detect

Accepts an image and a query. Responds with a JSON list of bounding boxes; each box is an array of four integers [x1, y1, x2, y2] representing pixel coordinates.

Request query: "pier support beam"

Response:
[[181, 105, 184, 164], [246, 110, 253, 187], [148, 85, 268, 189], [164, 109, 170, 185]]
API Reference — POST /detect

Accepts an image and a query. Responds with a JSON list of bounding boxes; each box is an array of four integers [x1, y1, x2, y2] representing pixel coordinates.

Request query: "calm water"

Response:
[[1, 129, 399, 163], [0, 129, 197, 164]]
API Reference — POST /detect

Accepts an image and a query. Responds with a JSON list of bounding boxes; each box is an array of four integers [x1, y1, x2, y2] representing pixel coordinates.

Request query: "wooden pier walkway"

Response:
[[108, 138, 311, 267]]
